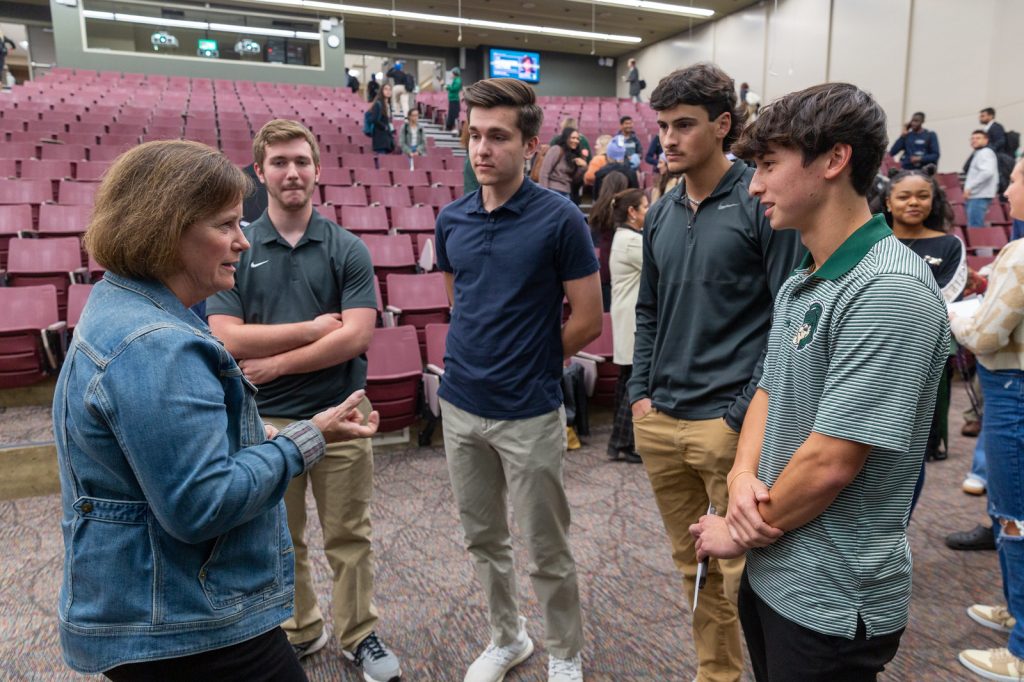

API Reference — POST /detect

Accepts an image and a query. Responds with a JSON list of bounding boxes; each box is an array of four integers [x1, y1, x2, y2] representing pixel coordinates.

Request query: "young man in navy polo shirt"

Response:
[[434, 78, 603, 682]]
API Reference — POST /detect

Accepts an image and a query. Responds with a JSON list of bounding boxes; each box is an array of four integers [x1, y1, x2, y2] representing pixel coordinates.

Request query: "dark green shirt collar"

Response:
[[798, 214, 892, 280], [252, 209, 328, 247]]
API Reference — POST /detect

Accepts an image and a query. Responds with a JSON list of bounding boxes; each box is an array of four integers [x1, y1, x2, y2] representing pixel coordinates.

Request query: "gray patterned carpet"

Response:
[[0, 386, 1003, 681]]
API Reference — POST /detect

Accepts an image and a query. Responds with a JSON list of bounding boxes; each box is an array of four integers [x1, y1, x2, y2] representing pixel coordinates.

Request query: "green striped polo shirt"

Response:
[[748, 215, 950, 639]]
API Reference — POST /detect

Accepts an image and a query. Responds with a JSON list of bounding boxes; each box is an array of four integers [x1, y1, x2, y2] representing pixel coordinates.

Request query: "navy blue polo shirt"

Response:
[[435, 177, 598, 419]]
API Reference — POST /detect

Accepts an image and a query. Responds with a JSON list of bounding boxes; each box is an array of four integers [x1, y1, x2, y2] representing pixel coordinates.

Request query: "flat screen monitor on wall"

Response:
[[489, 49, 540, 83]]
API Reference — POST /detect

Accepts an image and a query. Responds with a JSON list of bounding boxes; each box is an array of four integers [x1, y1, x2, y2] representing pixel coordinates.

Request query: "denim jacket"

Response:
[[53, 274, 325, 673]]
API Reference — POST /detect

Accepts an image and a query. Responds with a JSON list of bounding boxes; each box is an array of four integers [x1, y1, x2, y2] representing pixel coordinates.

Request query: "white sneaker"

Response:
[[963, 476, 987, 496], [548, 653, 583, 682], [958, 647, 1024, 681], [464, 616, 534, 682]]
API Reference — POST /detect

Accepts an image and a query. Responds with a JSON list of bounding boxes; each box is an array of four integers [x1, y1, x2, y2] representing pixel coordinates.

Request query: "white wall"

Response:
[[620, 0, 1021, 173]]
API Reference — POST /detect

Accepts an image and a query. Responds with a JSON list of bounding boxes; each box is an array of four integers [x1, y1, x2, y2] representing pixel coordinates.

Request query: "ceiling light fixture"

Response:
[[564, 0, 713, 18], [83, 10, 319, 40], [245, 0, 643, 43]]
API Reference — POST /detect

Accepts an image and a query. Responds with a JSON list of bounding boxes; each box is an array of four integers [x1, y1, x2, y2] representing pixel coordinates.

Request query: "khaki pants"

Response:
[[265, 397, 378, 651], [633, 409, 745, 682], [440, 398, 583, 659]]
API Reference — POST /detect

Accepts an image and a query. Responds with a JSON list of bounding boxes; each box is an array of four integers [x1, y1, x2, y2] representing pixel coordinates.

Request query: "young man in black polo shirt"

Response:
[[434, 78, 602, 682], [208, 120, 401, 682]]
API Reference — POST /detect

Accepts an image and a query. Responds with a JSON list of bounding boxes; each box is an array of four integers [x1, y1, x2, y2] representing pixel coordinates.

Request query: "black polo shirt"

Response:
[[207, 210, 377, 419]]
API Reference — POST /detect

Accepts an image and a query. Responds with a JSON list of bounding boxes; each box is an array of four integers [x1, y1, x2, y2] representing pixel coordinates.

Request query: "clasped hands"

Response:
[[689, 471, 784, 561]]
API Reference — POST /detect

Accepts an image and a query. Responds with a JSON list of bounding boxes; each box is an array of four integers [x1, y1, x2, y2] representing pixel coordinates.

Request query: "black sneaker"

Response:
[[292, 630, 329, 660], [343, 631, 402, 682], [945, 524, 996, 551]]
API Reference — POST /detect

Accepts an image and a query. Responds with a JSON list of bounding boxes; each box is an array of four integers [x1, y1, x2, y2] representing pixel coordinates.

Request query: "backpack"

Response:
[[1006, 130, 1021, 156], [638, 79, 647, 90], [997, 152, 1014, 195], [362, 107, 375, 137]]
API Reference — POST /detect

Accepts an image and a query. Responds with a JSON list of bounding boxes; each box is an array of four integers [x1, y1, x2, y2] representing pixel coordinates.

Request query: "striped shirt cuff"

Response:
[[278, 420, 325, 471]]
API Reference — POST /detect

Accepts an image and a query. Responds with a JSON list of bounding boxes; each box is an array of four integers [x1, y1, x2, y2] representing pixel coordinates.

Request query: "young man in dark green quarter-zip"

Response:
[[628, 63, 801, 682]]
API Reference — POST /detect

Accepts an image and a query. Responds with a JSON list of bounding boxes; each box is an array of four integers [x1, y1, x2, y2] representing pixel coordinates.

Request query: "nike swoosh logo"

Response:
[[718, 202, 739, 210], [250, 260, 270, 269]]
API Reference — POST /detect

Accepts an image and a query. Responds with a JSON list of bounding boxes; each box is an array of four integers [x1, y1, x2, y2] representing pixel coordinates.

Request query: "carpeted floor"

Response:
[[0, 385, 1002, 681]]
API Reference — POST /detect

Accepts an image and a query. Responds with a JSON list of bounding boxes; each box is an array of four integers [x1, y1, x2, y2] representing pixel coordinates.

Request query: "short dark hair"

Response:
[[912, 111, 926, 120], [732, 82, 887, 196], [463, 78, 543, 141], [981, 107, 996, 117], [619, 115, 633, 125], [973, 129, 989, 138], [649, 62, 747, 151]]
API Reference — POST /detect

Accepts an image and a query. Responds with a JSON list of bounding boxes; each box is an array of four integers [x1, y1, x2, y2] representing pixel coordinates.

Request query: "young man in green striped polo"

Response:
[[690, 83, 949, 680]]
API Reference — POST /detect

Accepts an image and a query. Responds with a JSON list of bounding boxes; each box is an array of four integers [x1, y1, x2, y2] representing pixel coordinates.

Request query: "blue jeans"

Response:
[[978, 365, 1024, 658], [968, 436, 987, 485], [966, 197, 993, 227], [1012, 219, 1024, 242]]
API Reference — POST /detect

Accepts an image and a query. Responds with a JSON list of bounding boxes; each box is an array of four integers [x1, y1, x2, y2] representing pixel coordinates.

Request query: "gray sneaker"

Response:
[[344, 631, 402, 682]]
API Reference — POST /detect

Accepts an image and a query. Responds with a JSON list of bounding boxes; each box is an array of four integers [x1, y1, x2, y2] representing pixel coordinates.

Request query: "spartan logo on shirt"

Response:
[[792, 302, 823, 350]]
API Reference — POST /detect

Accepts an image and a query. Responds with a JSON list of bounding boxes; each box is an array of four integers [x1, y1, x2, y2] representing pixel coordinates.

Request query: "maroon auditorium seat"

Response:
[[370, 185, 412, 207], [58, 181, 98, 206], [0, 204, 32, 269], [353, 168, 392, 187], [385, 272, 451, 360], [319, 167, 353, 186], [39, 143, 88, 161], [0, 284, 65, 388], [324, 185, 368, 207], [363, 234, 416, 299], [573, 312, 616, 406], [19, 159, 73, 180], [5, 236, 86, 318], [413, 185, 453, 207], [0, 179, 53, 205], [391, 205, 436, 234], [364, 325, 423, 432], [38, 204, 92, 237], [339, 206, 389, 234], [392, 169, 430, 187]]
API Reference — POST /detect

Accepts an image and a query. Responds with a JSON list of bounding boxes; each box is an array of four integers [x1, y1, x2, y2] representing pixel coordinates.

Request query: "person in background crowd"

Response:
[[445, 67, 462, 132], [979, 107, 1007, 155], [387, 61, 409, 117], [550, 118, 591, 159], [435, 77, 601, 682], [694, 81, 949, 682], [630, 63, 802, 682], [617, 116, 643, 168], [55, 139, 379, 681], [624, 58, 642, 103], [645, 135, 663, 170], [649, 154, 681, 204], [593, 187, 648, 463], [951, 156, 1024, 682], [964, 129, 999, 227], [538, 126, 588, 203], [460, 121, 479, 194], [241, 162, 269, 225], [208, 120, 401, 682], [367, 73, 380, 103], [882, 166, 965, 514], [370, 83, 396, 155], [590, 170, 630, 312], [889, 111, 940, 170], [400, 108, 427, 167], [584, 134, 613, 188], [592, 136, 638, 201], [347, 70, 360, 95]]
